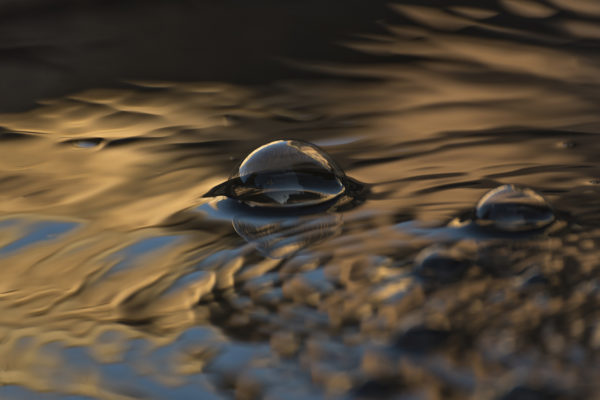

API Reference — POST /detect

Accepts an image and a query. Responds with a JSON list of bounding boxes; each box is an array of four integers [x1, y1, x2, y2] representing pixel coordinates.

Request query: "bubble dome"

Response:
[[475, 184, 555, 232], [204, 140, 351, 208]]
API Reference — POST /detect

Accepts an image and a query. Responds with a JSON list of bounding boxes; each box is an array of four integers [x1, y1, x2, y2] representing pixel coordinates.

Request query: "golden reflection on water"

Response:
[[0, 1, 599, 398]]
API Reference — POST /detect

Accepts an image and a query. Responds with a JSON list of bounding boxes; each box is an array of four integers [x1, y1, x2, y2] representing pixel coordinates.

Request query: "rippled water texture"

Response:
[[1, 1, 600, 399]]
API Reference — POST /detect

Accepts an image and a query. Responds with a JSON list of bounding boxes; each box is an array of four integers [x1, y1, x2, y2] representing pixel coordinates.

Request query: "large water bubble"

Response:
[[204, 140, 353, 208], [475, 184, 555, 232]]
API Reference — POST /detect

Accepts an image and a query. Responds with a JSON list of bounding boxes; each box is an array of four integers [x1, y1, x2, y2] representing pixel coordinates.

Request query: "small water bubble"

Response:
[[475, 184, 555, 232], [204, 140, 356, 208]]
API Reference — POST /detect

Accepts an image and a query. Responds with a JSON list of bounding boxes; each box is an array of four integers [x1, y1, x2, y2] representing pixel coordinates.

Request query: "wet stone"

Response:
[[242, 272, 279, 294], [475, 184, 555, 232], [414, 246, 472, 284], [393, 326, 451, 355], [351, 378, 400, 399], [520, 273, 550, 290], [204, 140, 350, 207], [498, 385, 570, 400], [252, 287, 284, 308], [282, 269, 335, 306], [475, 238, 552, 277]]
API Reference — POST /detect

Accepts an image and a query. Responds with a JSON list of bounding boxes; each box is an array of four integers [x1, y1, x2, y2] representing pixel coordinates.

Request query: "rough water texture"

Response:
[[0, 1, 600, 399]]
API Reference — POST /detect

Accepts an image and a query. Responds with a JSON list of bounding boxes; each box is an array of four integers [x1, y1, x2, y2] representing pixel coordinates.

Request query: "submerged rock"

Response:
[[475, 184, 555, 232], [393, 326, 451, 354], [204, 140, 355, 208], [414, 245, 472, 284]]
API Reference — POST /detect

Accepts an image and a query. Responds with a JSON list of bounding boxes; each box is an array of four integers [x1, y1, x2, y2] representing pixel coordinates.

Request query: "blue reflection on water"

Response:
[[0, 385, 96, 400], [20, 337, 224, 400], [104, 235, 181, 276], [0, 220, 79, 256]]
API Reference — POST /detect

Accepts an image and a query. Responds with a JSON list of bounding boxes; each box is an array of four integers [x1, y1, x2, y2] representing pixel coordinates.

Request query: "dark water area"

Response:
[[0, 0, 397, 112], [1, 1, 600, 399]]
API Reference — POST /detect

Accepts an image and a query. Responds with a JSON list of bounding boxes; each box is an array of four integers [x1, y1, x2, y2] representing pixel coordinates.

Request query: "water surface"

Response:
[[1, 1, 600, 399]]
